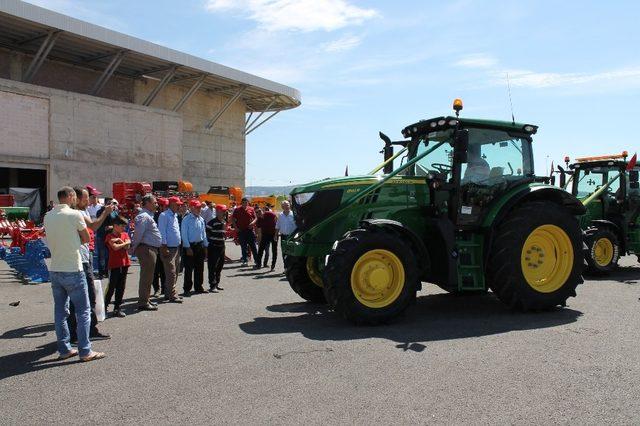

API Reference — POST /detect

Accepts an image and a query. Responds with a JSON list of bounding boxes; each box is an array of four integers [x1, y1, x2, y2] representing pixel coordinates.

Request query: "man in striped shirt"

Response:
[[206, 204, 227, 292]]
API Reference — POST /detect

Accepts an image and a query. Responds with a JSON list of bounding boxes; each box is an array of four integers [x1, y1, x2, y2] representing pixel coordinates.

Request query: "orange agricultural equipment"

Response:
[[249, 196, 278, 210], [199, 186, 243, 208]]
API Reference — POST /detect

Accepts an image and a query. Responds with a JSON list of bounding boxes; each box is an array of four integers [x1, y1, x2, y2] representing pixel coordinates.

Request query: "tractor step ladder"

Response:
[[455, 233, 485, 291]]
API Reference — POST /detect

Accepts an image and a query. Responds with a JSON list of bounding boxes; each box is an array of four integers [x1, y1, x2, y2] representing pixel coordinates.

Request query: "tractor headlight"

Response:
[[294, 192, 316, 205]]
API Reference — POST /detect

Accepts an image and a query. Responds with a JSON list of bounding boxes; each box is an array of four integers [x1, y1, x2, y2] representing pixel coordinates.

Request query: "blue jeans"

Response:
[[50, 271, 92, 357], [238, 229, 259, 264]]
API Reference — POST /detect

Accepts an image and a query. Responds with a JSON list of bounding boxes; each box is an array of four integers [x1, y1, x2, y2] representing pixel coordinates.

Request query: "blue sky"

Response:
[[28, 0, 640, 186]]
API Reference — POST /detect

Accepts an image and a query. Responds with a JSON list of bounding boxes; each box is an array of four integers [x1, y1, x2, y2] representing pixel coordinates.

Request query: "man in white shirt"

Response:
[[275, 200, 297, 267], [85, 185, 103, 220], [201, 200, 214, 224], [43, 186, 105, 362]]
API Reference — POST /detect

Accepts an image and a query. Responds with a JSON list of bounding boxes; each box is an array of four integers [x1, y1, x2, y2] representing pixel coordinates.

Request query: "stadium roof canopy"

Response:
[[0, 0, 300, 131]]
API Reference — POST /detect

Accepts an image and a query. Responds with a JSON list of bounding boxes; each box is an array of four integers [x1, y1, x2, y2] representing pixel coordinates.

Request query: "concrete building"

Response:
[[0, 0, 300, 207]]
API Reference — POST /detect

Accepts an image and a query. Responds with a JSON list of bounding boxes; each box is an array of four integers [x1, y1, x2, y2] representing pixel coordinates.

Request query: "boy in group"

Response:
[[206, 204, 227, 292], [104, 216, 131, 317]]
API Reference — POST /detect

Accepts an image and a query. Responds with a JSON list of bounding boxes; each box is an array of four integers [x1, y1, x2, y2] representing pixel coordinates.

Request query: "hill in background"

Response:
[[245, 185, 297, 197]]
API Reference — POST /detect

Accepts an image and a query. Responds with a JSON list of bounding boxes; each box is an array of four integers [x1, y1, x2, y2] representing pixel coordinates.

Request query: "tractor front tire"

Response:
[[323, 227, 419, 325], [487, 201, 583, 310], [284, 256, 326, 303], [585, 226, 620, 274]]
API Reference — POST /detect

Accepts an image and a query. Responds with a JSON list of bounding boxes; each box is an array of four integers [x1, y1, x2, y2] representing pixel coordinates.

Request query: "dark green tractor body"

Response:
[[567, 157, 640, 272], [283, 111, 585, 324]]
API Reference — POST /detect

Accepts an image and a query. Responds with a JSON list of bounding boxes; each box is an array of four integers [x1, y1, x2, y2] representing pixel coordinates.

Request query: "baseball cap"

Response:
[[215, 204, 228, 212], [86, 184, 102, 196], [189, 199, 202, 208], [157, 197, 169, 207], [168, 196, 184, 205]]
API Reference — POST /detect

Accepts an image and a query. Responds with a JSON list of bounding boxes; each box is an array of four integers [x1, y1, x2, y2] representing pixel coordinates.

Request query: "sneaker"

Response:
[[209, 288, 219, 293], [90, 331, 111, 340], [215, 286, 224, 291], [241, 261, 248, 266], [137, 304, 158, 311], [114, 309, 126, 318]]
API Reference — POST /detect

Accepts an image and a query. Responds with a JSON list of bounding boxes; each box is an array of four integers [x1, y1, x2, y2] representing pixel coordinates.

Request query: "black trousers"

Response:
[[238, 229, 259, 264], [183, 242, 205, 293], [105, 266, 129, 309], [68, 260, 99, 339], [152, 254, 165, 294], [207, 244, 225, 288], [258, 233, 277, 268], [280, 234, 290, 267]]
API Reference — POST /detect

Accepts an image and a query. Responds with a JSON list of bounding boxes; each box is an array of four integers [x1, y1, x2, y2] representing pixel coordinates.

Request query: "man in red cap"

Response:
[[206, 204, 227, 292], [86, 185, 103, 220], [180, 199, 208, 295], [152, 197, 169, 297], [157, 196, 184, 303]]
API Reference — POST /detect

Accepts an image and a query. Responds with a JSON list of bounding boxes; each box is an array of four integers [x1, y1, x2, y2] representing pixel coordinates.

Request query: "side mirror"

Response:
[[454, 130, 469, 163], [629, 170, 639, 183], [558, 165, 566, 188]]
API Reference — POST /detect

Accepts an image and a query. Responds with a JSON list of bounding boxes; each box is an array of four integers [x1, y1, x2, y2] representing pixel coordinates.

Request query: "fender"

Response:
[[482, 184, 586, 229], [359, 218, 431, 274]]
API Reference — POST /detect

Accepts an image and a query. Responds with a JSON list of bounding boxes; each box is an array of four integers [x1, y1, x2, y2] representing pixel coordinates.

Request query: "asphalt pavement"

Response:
[[1, 243, 639, 424]]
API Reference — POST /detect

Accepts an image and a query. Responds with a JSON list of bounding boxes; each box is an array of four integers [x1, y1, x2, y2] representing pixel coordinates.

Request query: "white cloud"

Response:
[[498, 67, 640, 89], [454, 54, 640, 91], [205, 0, 379, 32], [454, 54, 497, 69], [323, 35, 362, 52]]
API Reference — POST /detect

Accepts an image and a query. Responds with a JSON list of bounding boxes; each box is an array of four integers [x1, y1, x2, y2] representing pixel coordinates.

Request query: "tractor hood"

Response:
[[291, 174, 420, 196]]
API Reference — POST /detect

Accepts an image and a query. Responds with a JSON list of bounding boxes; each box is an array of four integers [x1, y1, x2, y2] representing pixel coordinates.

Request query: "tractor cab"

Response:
[[399, 106, 538, 228], [567, 152, 640, 271]]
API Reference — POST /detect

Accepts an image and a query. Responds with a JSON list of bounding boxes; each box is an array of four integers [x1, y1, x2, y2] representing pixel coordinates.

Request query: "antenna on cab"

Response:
[[506, 73, 515, 124]]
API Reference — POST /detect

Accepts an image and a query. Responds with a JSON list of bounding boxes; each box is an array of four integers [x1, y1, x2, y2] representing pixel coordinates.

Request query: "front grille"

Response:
[[292, 189, 343, 232]]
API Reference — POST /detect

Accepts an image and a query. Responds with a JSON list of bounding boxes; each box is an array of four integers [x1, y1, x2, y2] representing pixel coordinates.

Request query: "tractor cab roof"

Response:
[[569, 152, 633, 170], [401, 116, 538, 139]]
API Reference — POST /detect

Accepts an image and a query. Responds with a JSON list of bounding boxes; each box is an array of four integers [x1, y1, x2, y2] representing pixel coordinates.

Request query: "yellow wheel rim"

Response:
[[306, 257, 324, 287], [593, 237, 614, 267], [520, 224, 573, 293], [350, 249, 405, 308]]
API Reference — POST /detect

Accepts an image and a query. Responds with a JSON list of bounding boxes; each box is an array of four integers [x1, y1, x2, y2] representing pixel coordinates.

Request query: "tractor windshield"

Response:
[[575, 167, 618, 198], [403, 127, 534, 185]]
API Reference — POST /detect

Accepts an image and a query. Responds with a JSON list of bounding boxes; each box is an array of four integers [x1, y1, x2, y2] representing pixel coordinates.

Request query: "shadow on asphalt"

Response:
[[240, 293, 582, 351], [0, 323, 81, 381], [584, 266, 640, 284]]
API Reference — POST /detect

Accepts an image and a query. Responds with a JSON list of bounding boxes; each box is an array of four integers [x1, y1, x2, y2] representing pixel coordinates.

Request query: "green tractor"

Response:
[[558, 152, 640, 273], [283, 100, 586, 324]]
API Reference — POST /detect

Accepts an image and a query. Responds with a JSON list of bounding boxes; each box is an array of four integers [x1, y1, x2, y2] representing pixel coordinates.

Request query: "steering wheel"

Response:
[[431, 163, 452, 174]]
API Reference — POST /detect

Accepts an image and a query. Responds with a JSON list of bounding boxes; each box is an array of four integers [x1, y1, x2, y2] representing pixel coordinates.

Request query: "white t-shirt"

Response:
[[87, 203, 102, 220], [43, 204, 87, 272], [276, 211, 296, 235]]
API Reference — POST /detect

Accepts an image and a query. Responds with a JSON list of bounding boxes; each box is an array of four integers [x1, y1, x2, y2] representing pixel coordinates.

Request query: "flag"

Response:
[[626, 153, 637, 171], [345, 165, 349, 176]]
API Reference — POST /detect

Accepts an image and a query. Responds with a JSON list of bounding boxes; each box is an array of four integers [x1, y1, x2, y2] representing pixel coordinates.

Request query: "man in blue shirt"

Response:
[[181, 199, 208, 296], [158, 196, 184, 303], [131, 194, 164, 310]]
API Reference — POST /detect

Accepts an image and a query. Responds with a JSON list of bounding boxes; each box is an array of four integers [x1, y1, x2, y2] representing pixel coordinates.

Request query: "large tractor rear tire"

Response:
[[487, 201, 583, 310], [284, 256, 326, 303], [584, 226, 620, 274], [323, 227, 419, 325]]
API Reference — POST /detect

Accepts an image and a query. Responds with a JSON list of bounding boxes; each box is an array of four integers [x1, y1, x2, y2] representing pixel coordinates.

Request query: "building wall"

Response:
[[134, 80, 246, 191], [0, 78, 182, 201], [0, 53, 248, 198]]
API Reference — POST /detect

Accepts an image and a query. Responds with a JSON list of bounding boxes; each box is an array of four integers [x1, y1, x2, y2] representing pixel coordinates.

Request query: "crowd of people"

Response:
[[43, 185, 297, 362]]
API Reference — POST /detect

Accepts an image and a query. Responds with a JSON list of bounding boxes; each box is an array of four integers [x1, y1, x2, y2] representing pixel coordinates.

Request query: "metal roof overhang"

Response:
[[0, 0, 301, 114]]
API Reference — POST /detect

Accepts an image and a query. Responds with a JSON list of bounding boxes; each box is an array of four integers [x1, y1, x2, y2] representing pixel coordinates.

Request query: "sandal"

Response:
[[80, 351, 106, 362], [57, 349, 78, 360]]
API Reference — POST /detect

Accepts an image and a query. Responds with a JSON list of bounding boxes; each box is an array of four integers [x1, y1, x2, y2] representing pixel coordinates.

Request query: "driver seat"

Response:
[[489, 166, 504, 178]]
